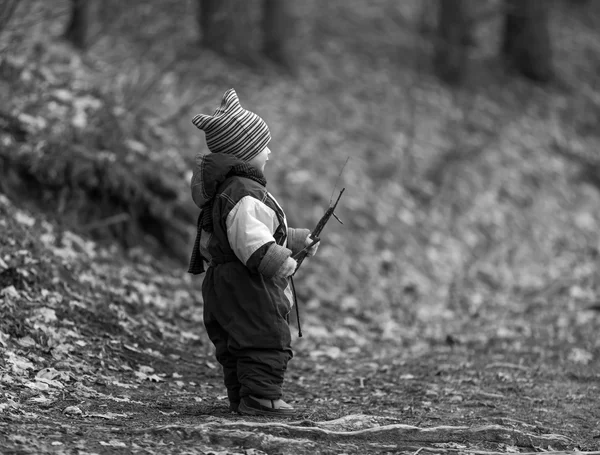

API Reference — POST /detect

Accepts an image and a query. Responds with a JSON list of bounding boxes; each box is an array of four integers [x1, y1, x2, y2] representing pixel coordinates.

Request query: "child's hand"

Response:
[[304, 235, 320, 257], [275, 257, 297, 278]]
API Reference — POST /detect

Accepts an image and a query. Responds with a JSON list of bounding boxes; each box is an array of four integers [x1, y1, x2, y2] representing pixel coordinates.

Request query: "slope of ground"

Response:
[[1, 180, 599, 453]]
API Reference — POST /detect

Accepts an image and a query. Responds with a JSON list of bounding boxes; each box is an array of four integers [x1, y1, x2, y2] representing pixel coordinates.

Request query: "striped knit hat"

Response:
[[192, 88, 271, 162]]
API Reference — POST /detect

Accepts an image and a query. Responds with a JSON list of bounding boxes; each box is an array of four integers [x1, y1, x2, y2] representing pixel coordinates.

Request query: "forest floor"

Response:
[[1, 190, 599, 455], [2, 1, 600, 454]]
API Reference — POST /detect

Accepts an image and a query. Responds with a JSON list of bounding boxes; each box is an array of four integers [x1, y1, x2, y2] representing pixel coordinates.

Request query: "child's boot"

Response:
[[238, 395, 295, 416]]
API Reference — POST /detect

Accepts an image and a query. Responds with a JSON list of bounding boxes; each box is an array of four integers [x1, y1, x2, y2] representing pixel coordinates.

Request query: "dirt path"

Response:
[[2, 329, 599, 454]]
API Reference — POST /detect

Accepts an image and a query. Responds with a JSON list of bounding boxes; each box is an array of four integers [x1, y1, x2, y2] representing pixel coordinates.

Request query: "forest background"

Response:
[[0, 0, 599, 454]]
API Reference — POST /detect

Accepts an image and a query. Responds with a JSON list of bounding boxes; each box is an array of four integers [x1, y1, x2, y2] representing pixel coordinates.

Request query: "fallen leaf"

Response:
[[63, 406, 83, 416], [99, 440, 127, 448], [51, 89, 73, 103], [36, 368, 70, 382], [449, 394, 464, 403], [568, 347, 593, 365], [52, 343, 74, 358], [14, 210, 36, 227], [16, 336, 36, 348], [87, 412, 129, 419], [73, 383, 99, 398], [0, 399, 20, 411], [6, 352, 35, 374], [309, 346, 342, 360], [125, 139, 147, 154], [179, 331, 201, 342], [31, 308, 58, 323], [0, 374, 15, 384], [24, 381, 50, 391], [123, 344, 140, 353], [36, 377, 64, 389], [28, 396, 53, 405], [0, 332, 7, 348], [1, 285, 19, 299]]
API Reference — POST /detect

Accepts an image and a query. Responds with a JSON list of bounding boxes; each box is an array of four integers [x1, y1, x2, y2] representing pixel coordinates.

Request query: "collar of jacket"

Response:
[[191, 153, 266, 209]]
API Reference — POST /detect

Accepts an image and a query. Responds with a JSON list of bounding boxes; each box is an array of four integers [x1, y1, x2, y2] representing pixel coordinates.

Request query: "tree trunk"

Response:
[[502, 0, 553, 82], [63, 0, 88, 50], [434, 0, 471, 86], [197, 0, 256, 61], [197, 0, 227, 53], [0, 0, 19, 37], [262, 0, 296, 71]]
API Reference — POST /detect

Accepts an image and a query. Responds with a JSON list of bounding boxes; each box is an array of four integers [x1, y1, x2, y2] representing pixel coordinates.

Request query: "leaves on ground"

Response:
[[1, 1, 600, 453]]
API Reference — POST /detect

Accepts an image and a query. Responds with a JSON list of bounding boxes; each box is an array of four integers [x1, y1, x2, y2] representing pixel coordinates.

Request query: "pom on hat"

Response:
[[192, 89, 271, 162]]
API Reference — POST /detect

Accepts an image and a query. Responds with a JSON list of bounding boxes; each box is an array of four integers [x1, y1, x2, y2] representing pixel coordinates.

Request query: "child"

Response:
[[188, 88, 318, 416]]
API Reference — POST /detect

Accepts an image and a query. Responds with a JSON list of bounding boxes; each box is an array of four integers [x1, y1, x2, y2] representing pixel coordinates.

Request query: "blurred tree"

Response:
[[502, 0, 553, 82], [197, 0, 228, 53], [63, 0, 89, 50], [197, 0, 258, 63], [434, 0, 472, 85], [0, 0, 18, 37], [197, 0, 296, 69], [263, 0, 296, 71]]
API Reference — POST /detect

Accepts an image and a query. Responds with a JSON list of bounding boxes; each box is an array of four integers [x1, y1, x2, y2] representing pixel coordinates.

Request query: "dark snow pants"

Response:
[[202, 263, 293, 403]]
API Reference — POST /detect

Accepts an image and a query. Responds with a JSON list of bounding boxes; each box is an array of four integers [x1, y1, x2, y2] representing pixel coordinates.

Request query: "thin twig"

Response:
[[485, 362, 529, 372], [329, 157, 350, 204], [80, 213, 130, 231]]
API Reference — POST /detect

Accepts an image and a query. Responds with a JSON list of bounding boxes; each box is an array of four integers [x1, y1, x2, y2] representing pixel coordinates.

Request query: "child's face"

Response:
[[249, 146, 271, 172]]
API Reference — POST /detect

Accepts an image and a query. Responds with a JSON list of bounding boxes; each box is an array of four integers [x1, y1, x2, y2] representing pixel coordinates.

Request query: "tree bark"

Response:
[[197, 0, 227, 53], [434, 0, 471, 86], [63, 0, 88, 50], [502, 0, 553, 82], [262, 0, 296, 71]]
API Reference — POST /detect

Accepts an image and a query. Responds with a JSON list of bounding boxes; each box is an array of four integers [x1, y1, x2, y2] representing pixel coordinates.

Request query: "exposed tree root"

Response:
[[133, 414, 575, 453], [410, 451, 600, 455]]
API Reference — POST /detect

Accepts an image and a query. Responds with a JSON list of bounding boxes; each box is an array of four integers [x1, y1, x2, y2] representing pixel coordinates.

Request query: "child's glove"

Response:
[[275, 257, 297, 278], [304, 235, 320, 257]]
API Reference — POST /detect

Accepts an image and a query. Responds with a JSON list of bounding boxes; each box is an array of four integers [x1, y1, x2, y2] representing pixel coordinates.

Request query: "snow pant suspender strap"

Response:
[[290, 276, 302, 338]]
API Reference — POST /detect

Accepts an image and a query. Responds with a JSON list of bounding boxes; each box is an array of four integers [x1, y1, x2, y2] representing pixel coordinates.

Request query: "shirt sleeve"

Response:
[[226, 196, 290, 275]]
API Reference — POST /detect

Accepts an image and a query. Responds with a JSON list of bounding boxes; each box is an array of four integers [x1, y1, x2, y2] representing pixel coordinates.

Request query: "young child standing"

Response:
[[188, 88, 318, 416]]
